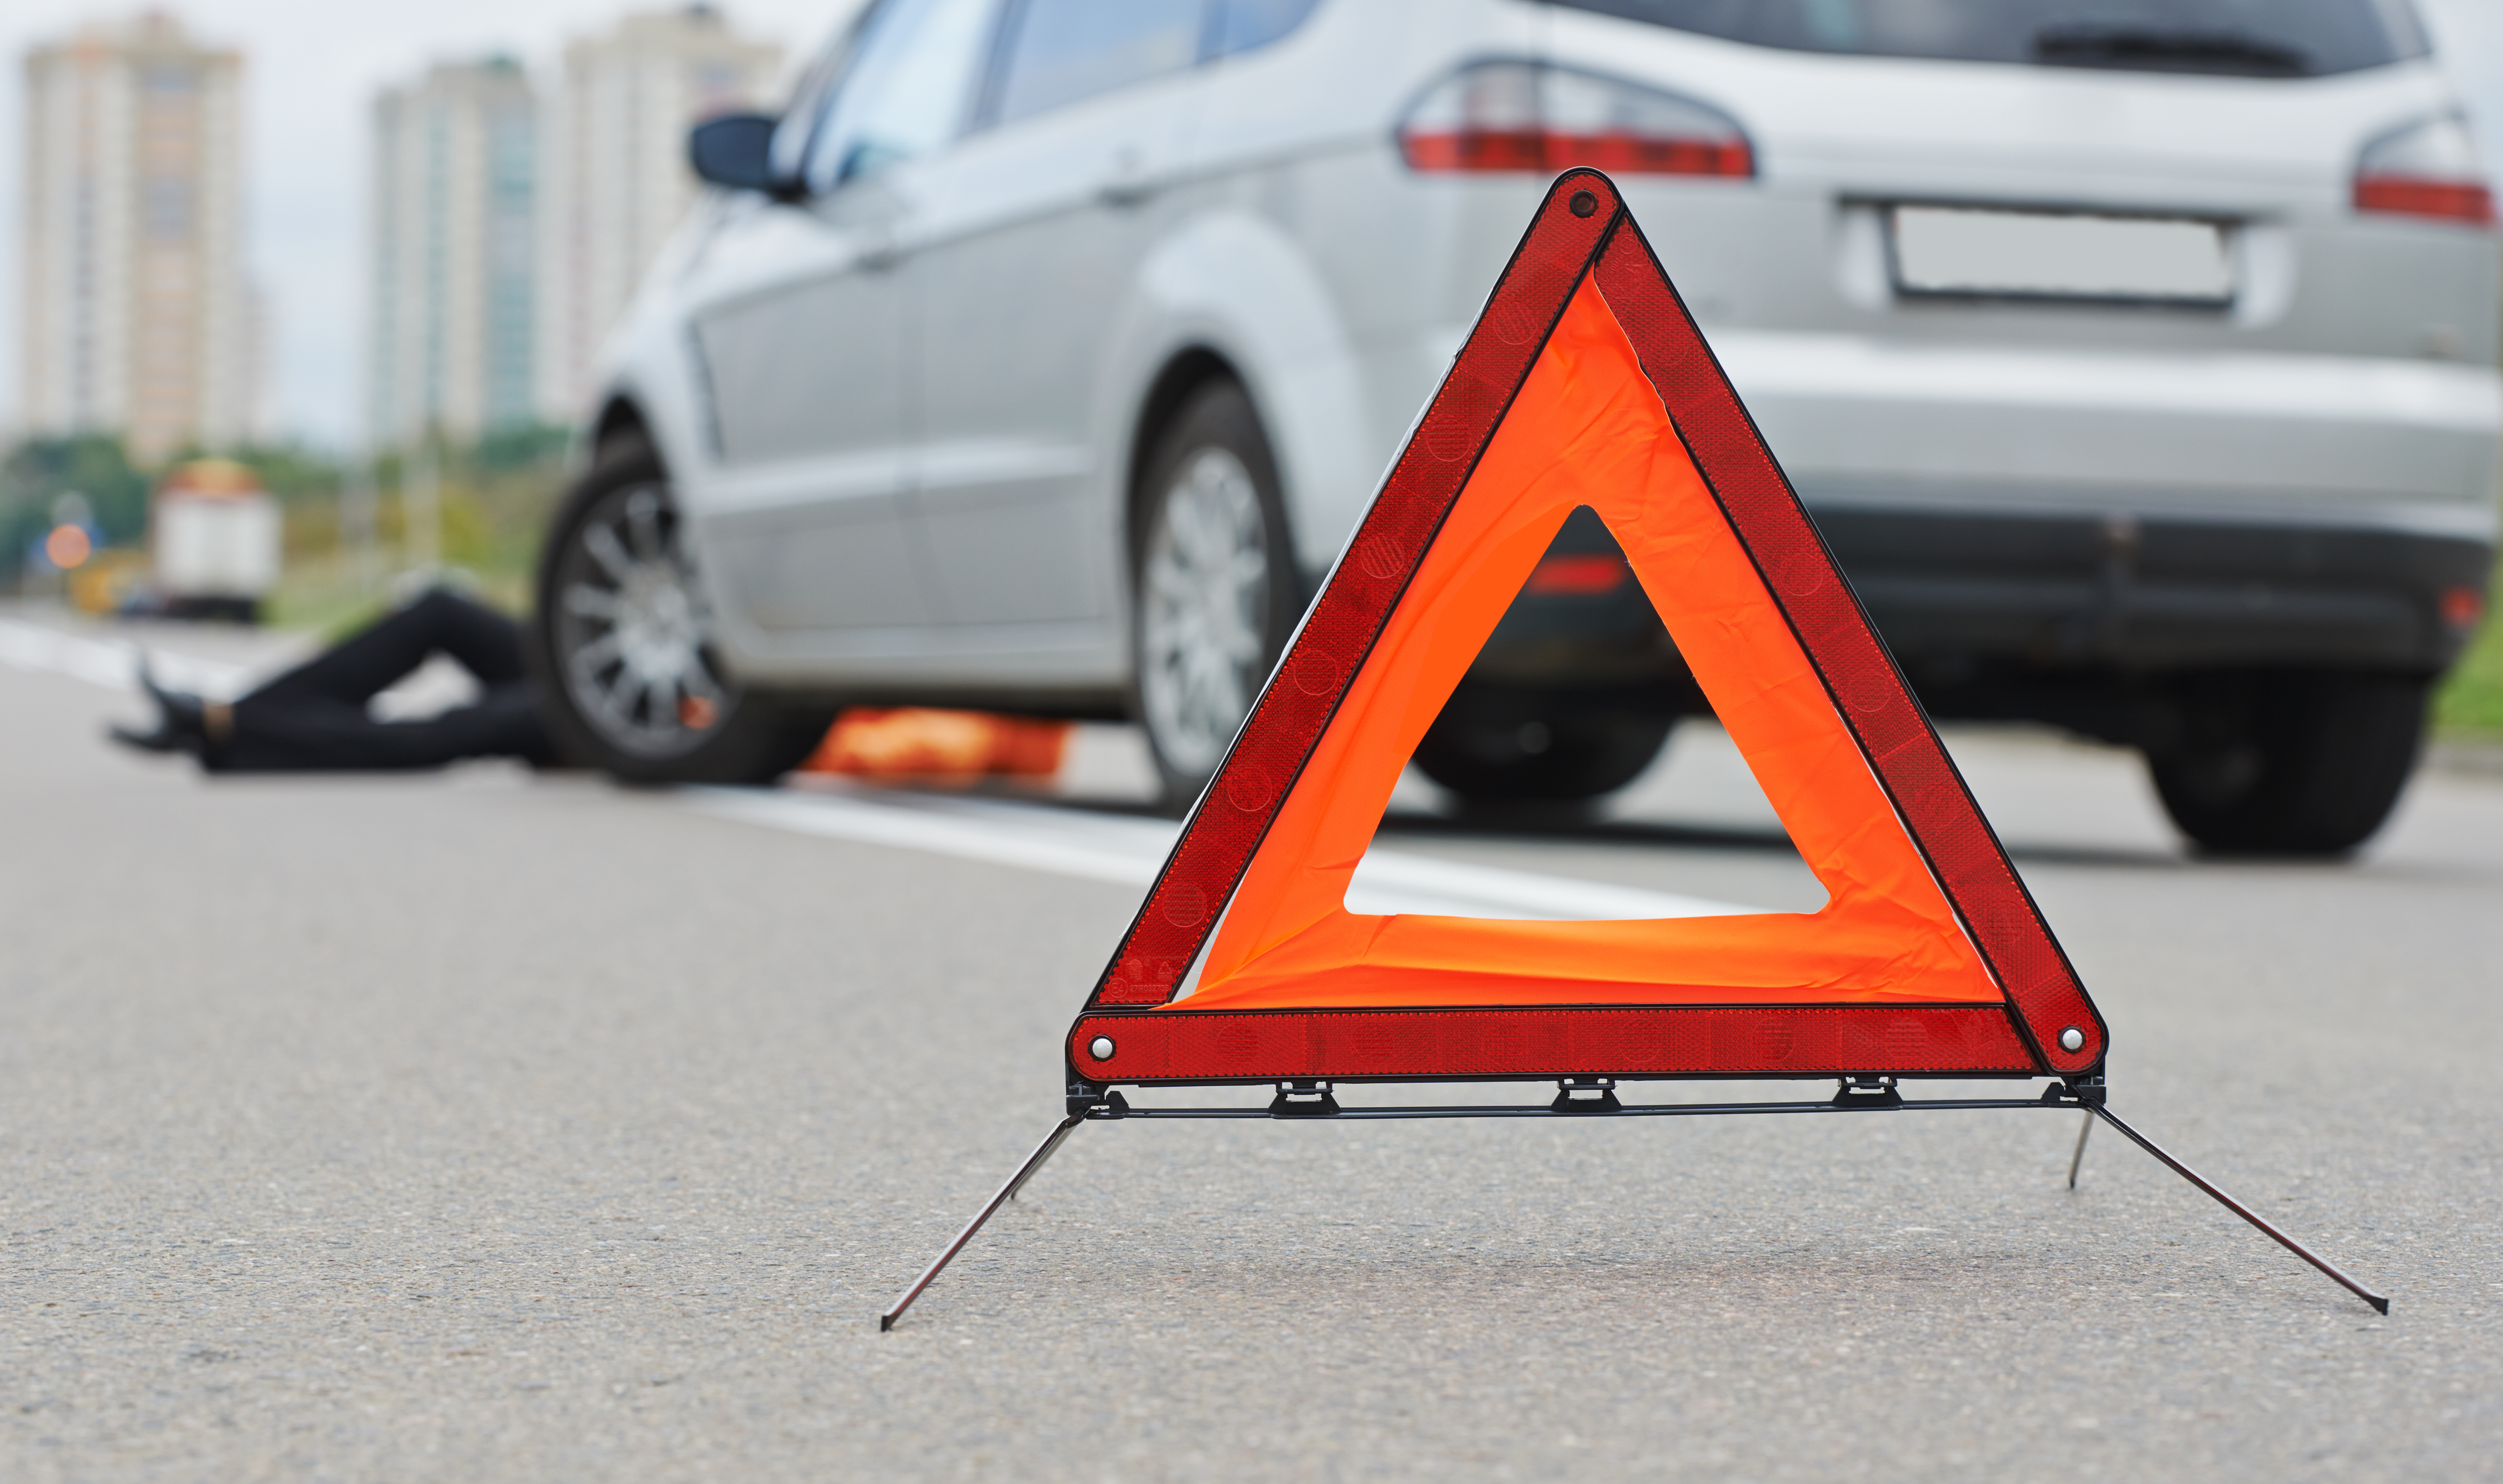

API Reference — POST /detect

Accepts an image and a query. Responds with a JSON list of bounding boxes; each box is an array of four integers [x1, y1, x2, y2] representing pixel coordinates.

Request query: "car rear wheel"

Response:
[[2146, 668, 2429, 856], [1131, 383, 1299, 814], [529, 438, 834, 784]]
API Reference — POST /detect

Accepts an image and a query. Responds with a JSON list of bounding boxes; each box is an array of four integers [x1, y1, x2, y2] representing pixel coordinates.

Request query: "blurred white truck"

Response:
[[153, 459, 281, 624]]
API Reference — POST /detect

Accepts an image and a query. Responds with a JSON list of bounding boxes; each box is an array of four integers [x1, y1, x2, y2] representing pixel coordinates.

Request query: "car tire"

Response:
[[2146, 668, 2429, 857], [1130, 381, 1299, 814], [1412, 694, 1676, 805], [528, 437, 835, 785]]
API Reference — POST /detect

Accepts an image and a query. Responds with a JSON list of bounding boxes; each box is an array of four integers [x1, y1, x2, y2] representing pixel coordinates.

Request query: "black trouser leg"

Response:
[[211, 590, 550, 772], [246, 588, 526, 708], [214, 684, 551, 773]]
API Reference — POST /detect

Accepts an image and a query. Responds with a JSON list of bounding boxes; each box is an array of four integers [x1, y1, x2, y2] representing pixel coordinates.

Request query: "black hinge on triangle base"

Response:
[[1269, 1080, 1341, 1116], [1831, 1076, 1903, 1108], [1551, 1077, 1623, 1113], [1068, 1082, 1129, 1118]]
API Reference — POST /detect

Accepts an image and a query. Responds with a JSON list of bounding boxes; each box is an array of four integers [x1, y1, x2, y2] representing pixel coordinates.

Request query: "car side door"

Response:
[[901, 0, 1209, 642], [681, 0, 995, 657]]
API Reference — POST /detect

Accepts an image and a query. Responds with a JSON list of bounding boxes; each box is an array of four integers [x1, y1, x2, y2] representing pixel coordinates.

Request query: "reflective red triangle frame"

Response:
[[1068, 170, 2108, 1089]]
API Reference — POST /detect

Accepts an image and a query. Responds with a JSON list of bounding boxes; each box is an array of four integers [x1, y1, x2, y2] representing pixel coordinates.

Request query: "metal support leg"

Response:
[[2067, 1111, 2093, 1190], [1005, 1119, 1079, 1202], [2092, 1104, 2388, 1314], [880, 1115, 1084, 1332]]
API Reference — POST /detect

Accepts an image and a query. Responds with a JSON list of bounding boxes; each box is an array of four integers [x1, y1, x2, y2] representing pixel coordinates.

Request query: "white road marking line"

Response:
[[1350, 845, 1756, 920], [690, 785, 1157, 888], [2, 616, 1763, 922], [0, 617, 250, 696], [687, 785, 1760, 922]]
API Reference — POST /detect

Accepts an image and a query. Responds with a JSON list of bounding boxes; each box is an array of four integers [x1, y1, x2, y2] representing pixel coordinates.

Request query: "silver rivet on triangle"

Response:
[[1089, 1036, 1116, 1061], [2059, 1027, 2085, 1053]]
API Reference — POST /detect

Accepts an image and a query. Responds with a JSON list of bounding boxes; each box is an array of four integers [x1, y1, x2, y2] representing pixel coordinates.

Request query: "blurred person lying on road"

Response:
[[110, 587, 557, 772]]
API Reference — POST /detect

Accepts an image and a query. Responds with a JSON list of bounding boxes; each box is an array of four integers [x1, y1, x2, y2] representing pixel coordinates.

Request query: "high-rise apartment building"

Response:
[[367, 56, 538, 448], [19, 13, 253, 463], [538, 6, 781, 419]]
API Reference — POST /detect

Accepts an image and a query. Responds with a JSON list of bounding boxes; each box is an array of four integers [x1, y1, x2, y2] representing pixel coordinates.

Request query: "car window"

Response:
[[989, 0, 1206, 126], [806, 0, 999, 193], [770, 30, 855, 184], [1208, 0, 1326, 57], [1539, 0, 2429, 78]]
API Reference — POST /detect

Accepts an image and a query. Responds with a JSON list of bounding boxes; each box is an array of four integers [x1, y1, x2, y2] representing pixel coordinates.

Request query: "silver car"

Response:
[[529, 0, 2499, 853]]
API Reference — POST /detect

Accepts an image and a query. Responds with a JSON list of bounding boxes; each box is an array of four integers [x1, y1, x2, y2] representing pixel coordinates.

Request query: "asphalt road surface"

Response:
[[4, 608, 2500, 1481]]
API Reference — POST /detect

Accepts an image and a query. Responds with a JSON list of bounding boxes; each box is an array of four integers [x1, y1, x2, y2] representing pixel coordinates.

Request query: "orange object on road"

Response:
[[801, 708, 1072, 783]]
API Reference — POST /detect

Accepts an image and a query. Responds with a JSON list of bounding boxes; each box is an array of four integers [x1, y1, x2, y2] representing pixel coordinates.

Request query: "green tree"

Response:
[[469, 421, 572, 476], [0, 436, 152, 579], [204, 441, 345, 506]]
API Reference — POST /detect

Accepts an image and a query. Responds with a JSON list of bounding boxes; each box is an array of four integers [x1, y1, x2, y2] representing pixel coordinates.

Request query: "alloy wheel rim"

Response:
[[553, 482, 733, 758], [1139, 447, 1271, 781]]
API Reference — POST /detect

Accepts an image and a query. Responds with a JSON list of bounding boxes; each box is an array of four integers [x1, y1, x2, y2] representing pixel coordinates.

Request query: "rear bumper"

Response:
[[1811, 502, 2492, 675], [1464, 500, 2490, 740], [1698, 331, 2499, 672]]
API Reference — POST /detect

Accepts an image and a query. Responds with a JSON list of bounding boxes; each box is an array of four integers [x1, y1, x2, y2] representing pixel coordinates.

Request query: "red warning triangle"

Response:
[[1069, 171, 2105, 1089]]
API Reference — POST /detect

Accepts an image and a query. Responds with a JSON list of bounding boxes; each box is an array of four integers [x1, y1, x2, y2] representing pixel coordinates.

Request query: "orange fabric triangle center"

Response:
[[1177, 280, 2002, 1013]]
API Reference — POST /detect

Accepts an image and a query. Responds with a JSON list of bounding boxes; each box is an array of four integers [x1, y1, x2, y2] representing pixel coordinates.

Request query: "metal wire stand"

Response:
[[879, 1078, 2386, 1330]]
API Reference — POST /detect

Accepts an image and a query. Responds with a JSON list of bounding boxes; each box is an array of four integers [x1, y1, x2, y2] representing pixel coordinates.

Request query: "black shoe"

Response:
[[109, 662, 211, 756]]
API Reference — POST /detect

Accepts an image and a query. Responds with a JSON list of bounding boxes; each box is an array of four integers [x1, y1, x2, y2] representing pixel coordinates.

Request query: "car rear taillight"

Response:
[[1398, 61, 1752, 179], [2354, 116, 2495, 226], [1525, 553, 1631, 595]]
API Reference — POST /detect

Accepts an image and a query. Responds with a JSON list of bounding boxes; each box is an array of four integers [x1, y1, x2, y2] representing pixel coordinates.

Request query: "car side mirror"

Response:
[[689, 112, 783, 194]]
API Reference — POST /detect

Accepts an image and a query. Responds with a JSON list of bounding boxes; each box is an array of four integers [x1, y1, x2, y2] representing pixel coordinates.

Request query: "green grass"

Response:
[[261, 556, 391, 640], [2434, 553, 2503, 738], [265, 548, 535, 642], [264, 465, 556, 641]]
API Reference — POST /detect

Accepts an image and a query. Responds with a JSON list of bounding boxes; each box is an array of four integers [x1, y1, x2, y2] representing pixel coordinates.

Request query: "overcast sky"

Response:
[[0, 0, 2496, 452]]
